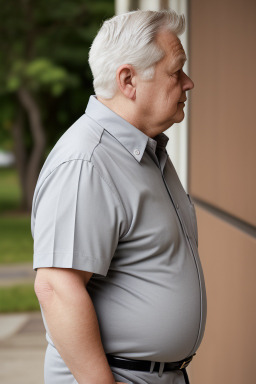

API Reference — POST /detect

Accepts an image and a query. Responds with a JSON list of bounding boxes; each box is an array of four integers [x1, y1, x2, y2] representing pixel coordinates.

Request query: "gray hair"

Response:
[[88, 9, 185, 99]]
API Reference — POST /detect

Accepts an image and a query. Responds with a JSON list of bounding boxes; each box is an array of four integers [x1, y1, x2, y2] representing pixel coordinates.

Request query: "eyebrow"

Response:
[[169, 55, 187, 71], [175, 50, 187, 64]]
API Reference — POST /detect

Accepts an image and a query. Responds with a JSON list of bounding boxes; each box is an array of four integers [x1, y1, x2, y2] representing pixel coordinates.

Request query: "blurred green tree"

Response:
[[0, 0, 114, 212]]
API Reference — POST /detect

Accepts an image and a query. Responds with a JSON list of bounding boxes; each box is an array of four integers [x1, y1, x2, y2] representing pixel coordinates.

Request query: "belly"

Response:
[[86, 244, 203, 362]]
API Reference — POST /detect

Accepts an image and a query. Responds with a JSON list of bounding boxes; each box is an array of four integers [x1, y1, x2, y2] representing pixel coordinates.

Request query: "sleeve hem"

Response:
[[33, 253, 109, 277]]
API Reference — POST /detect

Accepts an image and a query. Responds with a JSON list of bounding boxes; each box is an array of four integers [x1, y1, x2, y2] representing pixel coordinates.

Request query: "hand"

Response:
[[116, 382, 128, 384]]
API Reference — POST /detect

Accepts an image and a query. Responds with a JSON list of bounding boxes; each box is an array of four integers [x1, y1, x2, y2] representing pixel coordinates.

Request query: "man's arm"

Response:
[[34, 267, 122, 384]]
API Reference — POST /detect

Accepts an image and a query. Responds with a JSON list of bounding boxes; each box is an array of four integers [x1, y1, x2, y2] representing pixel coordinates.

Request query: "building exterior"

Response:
[[115, 1, 256, 383], [189, 1, 256, 383]]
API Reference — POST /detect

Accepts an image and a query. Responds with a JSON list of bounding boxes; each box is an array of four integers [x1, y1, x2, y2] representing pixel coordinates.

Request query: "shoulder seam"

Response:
[[90, 162, 129, 239], [32, 159, 89, 213], [34, 157, 129, 239], [42, 158, 89, 184], [86, 115, 104, 161]]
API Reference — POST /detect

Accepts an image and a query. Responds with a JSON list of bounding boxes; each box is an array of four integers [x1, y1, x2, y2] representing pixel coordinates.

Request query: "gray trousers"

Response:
[[44, 343, 188, 384], [111, 366, 188, 384]]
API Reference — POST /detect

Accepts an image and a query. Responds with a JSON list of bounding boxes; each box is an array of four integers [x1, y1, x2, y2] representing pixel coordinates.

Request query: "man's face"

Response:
[[135, 30, 194, 134]]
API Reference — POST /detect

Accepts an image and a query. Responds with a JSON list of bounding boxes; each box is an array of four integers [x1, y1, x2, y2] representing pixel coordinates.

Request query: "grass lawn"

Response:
[[0, 166, 21, 214], [0, 167, 33, 264], [0, 215, 33, 264], [0, 284, 40, 313], [0, 167, 35, 312]]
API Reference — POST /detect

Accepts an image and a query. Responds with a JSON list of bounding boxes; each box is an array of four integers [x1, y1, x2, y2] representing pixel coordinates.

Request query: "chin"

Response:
[[174, 112, 185, 123]]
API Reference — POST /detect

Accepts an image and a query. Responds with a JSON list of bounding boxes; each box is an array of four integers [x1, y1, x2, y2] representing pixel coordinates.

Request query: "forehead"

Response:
[[156, 30, 187, 66]]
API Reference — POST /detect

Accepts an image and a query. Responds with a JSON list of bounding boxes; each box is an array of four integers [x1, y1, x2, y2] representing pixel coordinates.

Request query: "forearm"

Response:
[[37, 285, 116, 384]]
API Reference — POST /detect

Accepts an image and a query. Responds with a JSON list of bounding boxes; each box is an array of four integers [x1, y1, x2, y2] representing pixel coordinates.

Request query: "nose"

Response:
[[182, 71, 194, 91]]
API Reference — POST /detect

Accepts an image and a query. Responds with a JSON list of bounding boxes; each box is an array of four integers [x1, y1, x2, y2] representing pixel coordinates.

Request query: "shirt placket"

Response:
[[149, 148, 206, 356]]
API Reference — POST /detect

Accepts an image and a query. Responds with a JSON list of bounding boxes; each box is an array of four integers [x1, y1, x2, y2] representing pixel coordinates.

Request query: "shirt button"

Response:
[[176, 203, 179, 209], [134, 149, 140, 156]]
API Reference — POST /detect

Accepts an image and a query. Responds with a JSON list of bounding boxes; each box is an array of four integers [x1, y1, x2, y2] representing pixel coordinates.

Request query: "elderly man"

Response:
[[32, 9, 207, 384]]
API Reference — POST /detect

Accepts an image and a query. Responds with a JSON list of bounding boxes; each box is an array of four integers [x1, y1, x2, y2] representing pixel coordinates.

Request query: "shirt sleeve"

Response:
[[32, 159, 126, 276]]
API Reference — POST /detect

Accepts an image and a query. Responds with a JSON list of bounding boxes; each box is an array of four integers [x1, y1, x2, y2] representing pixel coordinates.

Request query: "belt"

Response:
[[106, 353, 195, 379]]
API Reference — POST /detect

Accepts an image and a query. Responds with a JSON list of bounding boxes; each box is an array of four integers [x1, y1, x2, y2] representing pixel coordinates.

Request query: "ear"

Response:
[[116, 64, 136, 100]]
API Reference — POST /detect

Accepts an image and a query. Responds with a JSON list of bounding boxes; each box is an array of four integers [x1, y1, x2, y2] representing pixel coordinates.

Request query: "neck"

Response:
[[97, 95, 158, 138]]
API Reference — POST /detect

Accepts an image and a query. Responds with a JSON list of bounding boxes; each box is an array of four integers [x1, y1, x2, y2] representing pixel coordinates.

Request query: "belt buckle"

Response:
[[179, 354, 194, 370]]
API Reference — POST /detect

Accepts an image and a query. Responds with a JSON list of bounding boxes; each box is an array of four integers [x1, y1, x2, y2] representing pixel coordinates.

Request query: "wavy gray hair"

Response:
[[88, 9, 185, 99]]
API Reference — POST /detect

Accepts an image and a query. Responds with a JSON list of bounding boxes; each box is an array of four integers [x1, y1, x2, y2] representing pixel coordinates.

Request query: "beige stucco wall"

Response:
[[189, 0, 256, 382], [189, 0, 256, 227], [189, 206, 256, 383]]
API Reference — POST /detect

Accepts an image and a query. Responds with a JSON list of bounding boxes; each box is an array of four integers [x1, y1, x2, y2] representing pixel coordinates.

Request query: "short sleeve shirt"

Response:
[[31, 95, 207, 364]]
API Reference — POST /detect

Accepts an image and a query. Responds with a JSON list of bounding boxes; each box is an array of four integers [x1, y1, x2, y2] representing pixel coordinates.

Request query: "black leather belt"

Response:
[[106, 353, 195, 379]]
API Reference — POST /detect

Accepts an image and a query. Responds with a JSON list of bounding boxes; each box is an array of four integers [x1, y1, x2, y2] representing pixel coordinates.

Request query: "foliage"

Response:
[[0, 167, 21, 214], [0, 98, 16, 150], [0, 0, 114, 150], [6, 58, 79, 96]]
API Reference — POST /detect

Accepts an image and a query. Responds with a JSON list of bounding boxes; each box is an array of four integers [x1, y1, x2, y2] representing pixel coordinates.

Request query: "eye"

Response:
[[170, 69, 182, 78], [175, 69, 182, 76]]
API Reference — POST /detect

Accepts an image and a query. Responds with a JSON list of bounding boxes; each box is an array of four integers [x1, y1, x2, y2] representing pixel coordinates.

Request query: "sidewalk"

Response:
[[0, 311, 47, 384], [0, 262, 36, 287], [0, 263, 47, 384]]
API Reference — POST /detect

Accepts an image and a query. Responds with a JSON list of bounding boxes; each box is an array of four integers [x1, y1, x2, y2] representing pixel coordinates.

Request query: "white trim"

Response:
[[115, 0, 130, 15], [114, 0, 189, 190], [166, 0, 189, 191], [139, 0, 161, 10]]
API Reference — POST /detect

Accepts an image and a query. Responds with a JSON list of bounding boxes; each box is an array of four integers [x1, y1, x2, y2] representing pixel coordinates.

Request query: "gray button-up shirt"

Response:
[[31, 95, 207, 374]]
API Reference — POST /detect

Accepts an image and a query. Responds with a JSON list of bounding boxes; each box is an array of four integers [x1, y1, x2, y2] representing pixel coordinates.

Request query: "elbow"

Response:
[[34, 277, 54, 304]]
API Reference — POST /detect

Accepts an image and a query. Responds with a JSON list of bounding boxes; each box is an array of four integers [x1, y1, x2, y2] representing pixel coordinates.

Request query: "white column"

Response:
[[139, 0, 161, 10], [115, 0, 130, 15], [166, 0, 189, 191], [115, 0, 189, 191]]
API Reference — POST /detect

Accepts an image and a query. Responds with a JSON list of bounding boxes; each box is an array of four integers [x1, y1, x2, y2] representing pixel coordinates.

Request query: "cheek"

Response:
[[166, 85, 182, 106]]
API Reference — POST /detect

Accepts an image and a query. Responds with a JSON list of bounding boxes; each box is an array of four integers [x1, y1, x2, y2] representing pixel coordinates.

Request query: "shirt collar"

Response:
[[85, 95, 169, 163]]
